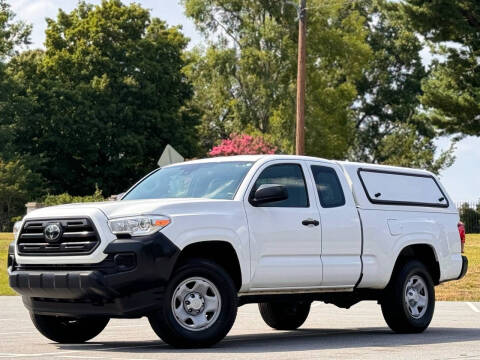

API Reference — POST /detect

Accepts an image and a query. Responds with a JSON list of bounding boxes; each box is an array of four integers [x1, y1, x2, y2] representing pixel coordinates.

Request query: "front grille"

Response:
[[17, 218, 100, 255]]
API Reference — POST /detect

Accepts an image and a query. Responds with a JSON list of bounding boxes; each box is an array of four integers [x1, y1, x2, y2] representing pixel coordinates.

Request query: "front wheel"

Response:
[[258, 301, 311, 330], [30, 313, 109, 343], [148, 259, 237, 348], [381, 260, 435, 333]]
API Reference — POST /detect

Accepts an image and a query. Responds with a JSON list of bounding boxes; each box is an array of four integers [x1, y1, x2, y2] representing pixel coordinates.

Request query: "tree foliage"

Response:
[[0, 160, 44, 231], [185, 0, 453, 173], [0, 0, 466, 224], [374, 124, 454, 173], [458, 202, 480, 234], [184, 0, 371, 158], [349, 0, 454, 173], [2, 0, 199, 196], [0, 1, 38, 230], [0, 0, 31, 149], [400, 0, 480, 136], [0, 0, 30, 61]]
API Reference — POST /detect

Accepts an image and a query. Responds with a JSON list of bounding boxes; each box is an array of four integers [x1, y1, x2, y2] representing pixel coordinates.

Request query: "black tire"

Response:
[[148, 259, 237, 348], [381, 260, 435, 333], [258, 301, 311, 330], [30, 313, 109, 343]]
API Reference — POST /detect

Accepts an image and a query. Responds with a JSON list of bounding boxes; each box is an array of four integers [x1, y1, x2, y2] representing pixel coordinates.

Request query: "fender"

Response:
[[359, 233, 440, 289], [384, 238, 439, 289], [163, 225, 250, 289]]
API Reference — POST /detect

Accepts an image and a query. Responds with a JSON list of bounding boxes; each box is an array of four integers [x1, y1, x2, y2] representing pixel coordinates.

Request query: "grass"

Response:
[[0, 233, 15, 295], [0, 233, 478, 300], [436, 234, 480, 301]]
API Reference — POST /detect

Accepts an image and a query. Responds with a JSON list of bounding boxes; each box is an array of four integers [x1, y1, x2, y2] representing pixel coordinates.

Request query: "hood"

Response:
[[26, 198, 236, 219]]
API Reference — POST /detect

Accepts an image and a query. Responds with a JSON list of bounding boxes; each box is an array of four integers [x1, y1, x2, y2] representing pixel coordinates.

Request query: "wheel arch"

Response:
[[173, 241, 243, 291], [390, 243, 441, 285]]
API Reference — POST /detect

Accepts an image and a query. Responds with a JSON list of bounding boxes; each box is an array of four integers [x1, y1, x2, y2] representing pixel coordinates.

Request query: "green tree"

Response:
[[400, 0, 480, 135], [0, 160, 43, 231], [374, 123, 454, 173], [0, 0, 42, 229], [350, 0, 454, 173], [3, 0, 198, 196], [0, 0, 30, 61], [0, 0, 31, 150], [184, 0, 371, 158]]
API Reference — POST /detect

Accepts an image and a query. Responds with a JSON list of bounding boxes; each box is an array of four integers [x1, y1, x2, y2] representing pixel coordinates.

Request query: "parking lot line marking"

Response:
[[466, 302, 480, 313], [56, 356, 105, 359], [58, 357, 159, 360]]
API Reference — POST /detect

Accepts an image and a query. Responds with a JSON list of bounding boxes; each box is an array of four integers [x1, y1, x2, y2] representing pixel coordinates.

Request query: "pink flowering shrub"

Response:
[[208, 133, 277, 157]]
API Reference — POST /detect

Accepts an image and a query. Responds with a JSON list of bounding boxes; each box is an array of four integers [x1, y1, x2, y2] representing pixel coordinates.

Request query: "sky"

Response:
[[8, 0, 480, 203]]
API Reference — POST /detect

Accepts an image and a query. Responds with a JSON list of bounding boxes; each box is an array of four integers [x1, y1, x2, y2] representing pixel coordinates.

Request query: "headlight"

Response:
[[13, 221, 23, 240], [108, 215, 170, 236]]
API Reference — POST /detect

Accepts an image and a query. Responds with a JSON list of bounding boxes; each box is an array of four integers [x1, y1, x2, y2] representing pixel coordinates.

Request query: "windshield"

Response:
[[123, 161, 254, 201]]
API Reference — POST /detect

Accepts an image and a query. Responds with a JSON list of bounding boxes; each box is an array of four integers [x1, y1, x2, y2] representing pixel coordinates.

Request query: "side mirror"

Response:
[[251, 184, 288, 206]]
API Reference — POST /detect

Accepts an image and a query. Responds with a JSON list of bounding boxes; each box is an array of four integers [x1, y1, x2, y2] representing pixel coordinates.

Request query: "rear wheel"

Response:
[[258, 301, 311, 330], [30, 313, 109, 343], [381, 260, 435, 333], [148, 259, 237, 348]]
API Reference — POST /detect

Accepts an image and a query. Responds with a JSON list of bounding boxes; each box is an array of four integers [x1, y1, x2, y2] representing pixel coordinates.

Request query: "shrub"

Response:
[[208, 133, 277, 157], [42, 187, 105, 207], [459, 202, 480, 234]]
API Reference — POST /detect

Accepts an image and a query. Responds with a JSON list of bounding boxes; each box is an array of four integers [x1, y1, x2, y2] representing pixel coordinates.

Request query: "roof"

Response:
[[164, 155, 433, 176], [337, 160, 433, 176], [168, 154, 334, 166]]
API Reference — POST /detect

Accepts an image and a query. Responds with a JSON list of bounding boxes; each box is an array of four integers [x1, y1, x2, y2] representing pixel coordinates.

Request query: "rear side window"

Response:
[[251, 163, 309, 207], [358, 169, 448, 208], [311, 165, 345, 208]]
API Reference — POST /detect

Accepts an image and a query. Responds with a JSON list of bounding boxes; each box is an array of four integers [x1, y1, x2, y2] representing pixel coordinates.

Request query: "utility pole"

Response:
[[295, 0, 307, 155]]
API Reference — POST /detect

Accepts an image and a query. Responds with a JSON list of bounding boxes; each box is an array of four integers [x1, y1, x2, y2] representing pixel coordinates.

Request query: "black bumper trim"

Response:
[[22, 288, 166, 318], [457, 255, 468, 280], [7, 241, 15, 268], [8, 232, 180, 317], [9, 270, 117, 299]]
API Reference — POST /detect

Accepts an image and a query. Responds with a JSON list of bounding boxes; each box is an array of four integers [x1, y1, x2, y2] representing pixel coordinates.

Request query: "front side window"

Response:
[[251, 163, 308, 207], [123, 161, 254, 201], [311, 165, 345, 208]]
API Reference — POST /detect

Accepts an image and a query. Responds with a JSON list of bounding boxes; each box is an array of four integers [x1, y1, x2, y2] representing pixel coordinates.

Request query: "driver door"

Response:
[[244, 161, 323, 289]]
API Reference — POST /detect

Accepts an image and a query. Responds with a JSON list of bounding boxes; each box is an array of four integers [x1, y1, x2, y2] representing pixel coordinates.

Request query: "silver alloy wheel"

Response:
[[404, 275, 428, 319], [171, 277, 221, 331]]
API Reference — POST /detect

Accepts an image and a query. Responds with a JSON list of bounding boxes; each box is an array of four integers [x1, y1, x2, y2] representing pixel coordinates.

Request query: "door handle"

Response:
[[302, 219, 319, 226]]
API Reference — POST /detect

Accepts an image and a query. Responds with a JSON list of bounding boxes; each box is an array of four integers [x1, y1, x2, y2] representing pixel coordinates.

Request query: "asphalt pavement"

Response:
[[0, 296, 479, 359]]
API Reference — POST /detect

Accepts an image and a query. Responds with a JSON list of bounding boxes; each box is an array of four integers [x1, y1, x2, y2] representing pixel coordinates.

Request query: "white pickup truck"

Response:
[[8, 155, 468, 348]]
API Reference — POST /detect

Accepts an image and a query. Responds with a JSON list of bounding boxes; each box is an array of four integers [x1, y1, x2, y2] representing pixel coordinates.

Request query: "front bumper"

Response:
[[8, 232, 180, 317]]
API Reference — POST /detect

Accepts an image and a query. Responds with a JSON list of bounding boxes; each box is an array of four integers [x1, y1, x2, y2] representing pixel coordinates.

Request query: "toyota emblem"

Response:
[[44, 223, 62, 242]]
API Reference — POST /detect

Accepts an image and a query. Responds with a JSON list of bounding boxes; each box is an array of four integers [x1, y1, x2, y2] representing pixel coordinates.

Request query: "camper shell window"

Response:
[[357, 169, 449, 208]]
